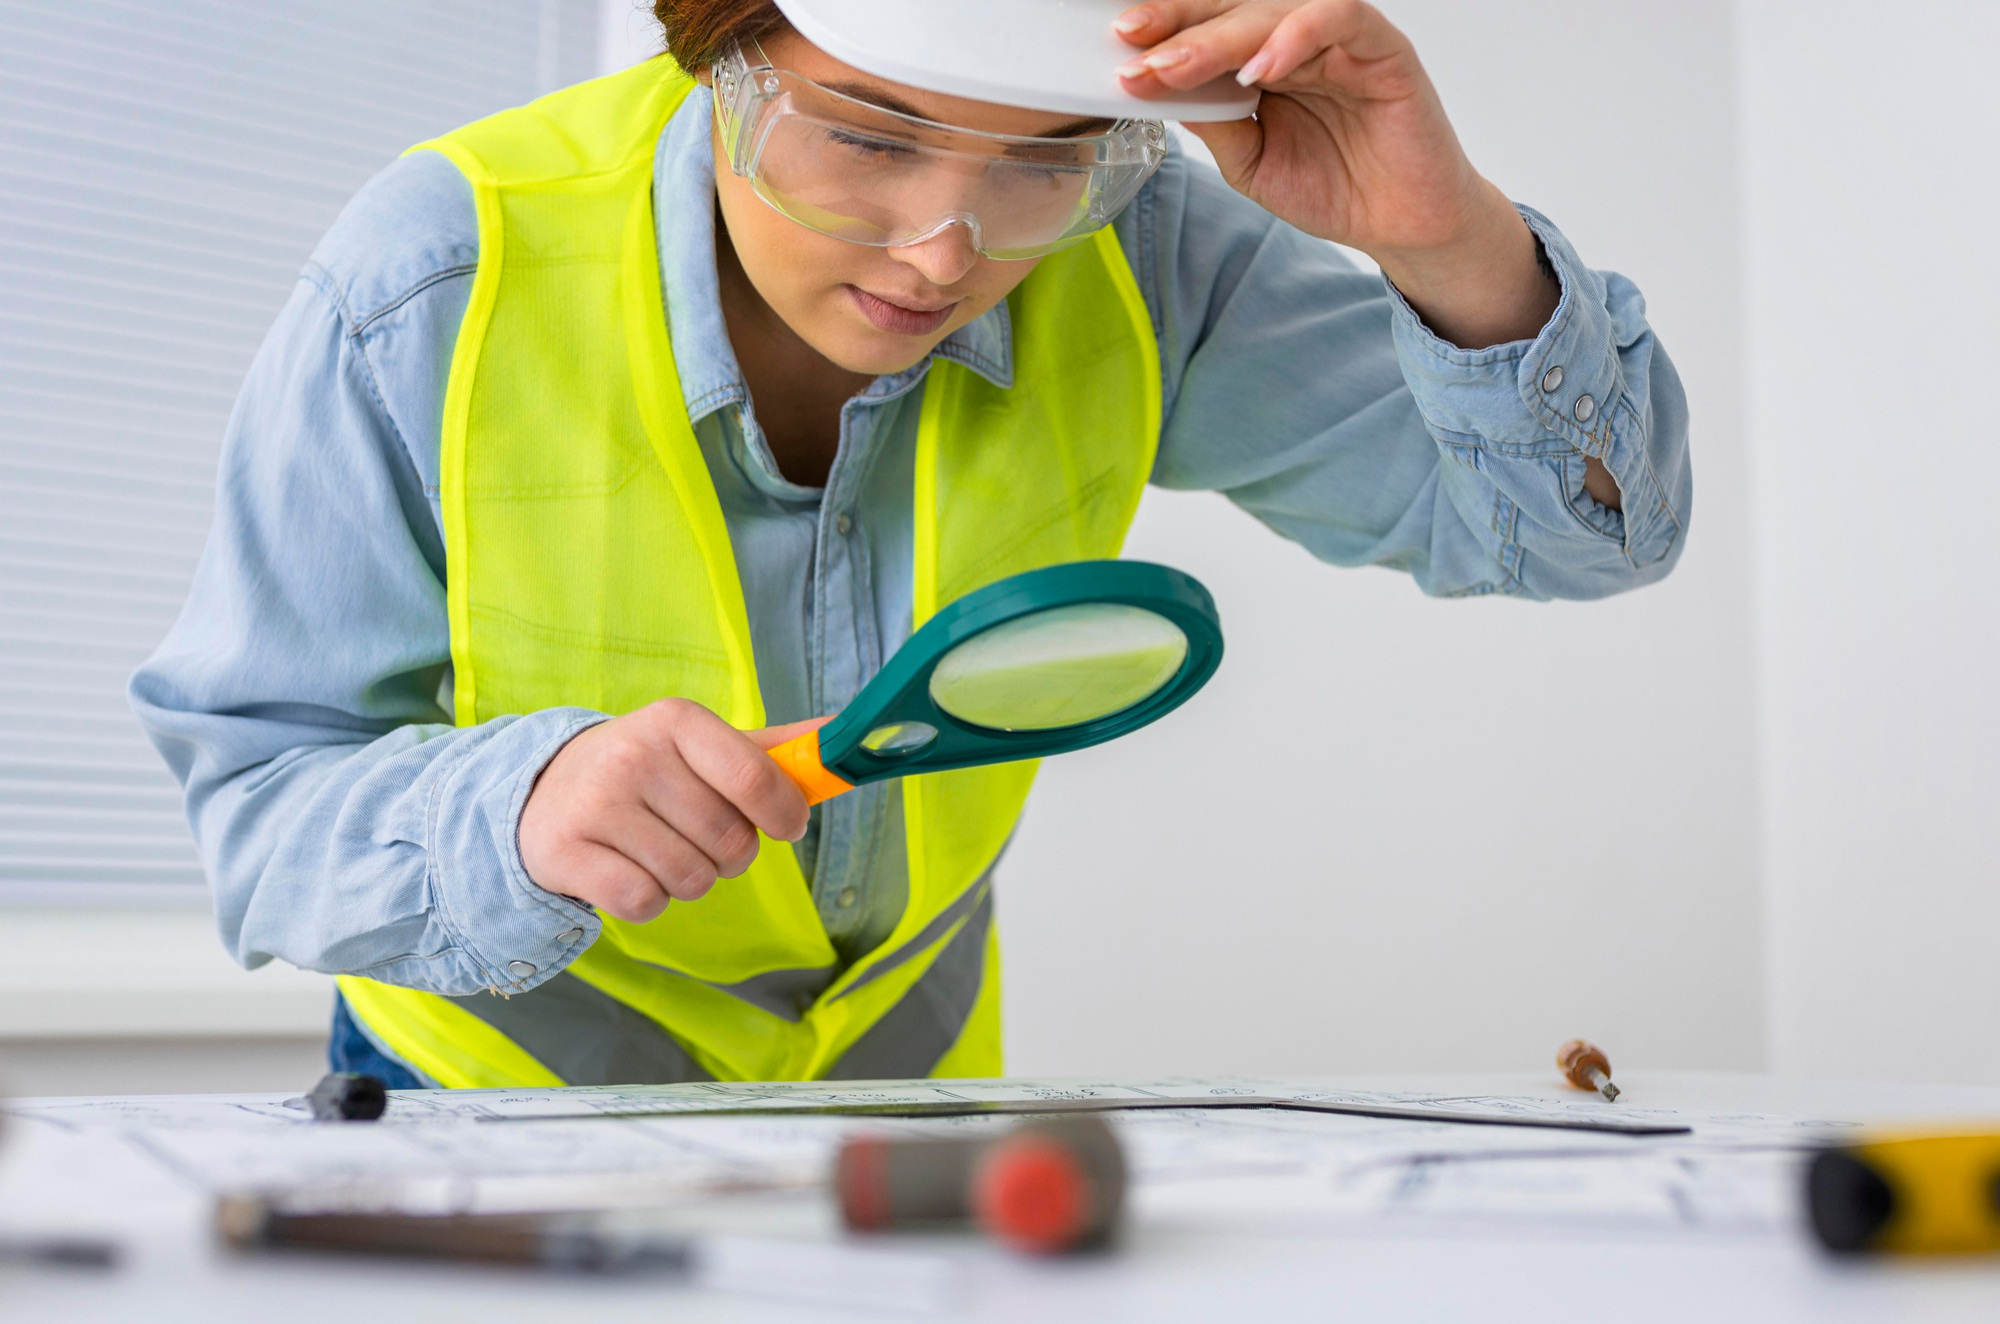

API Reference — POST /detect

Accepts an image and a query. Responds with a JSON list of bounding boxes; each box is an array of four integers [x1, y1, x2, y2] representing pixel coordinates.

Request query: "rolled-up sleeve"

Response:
[[1133, 145, 1690, 601], [129, 156, 600, 996]]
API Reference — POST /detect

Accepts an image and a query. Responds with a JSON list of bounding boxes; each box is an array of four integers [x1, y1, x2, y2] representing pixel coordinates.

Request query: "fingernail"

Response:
[[1115, 57, 1147, 79], [1236, 52, 1271, 86], [1143, 48, 1191, 71], [1112, 10, 1147, 34]]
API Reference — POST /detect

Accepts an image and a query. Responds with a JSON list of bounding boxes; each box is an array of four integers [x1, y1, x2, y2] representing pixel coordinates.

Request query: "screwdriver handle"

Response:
[[837, 1116, 1126, 1253], [1557, 1039, 1621, 1101], [767, 729, 854, 806]]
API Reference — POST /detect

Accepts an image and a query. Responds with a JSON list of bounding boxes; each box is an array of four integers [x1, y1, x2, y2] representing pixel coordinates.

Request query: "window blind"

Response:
[[0, 0, 605, 904]]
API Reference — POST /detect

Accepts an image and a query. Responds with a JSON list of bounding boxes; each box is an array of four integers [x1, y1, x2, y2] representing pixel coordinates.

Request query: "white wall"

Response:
[[0, 0, 601, 1062], [1004, 1, 1762, 1078], [599, 0, 660, 72], [1741, 1, 2000, 1084]]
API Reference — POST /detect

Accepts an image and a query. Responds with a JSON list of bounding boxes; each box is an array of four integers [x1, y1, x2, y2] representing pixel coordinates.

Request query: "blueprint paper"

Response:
[[6, 1075, 1863, 1137], [1, 1077, 1846, 1238]]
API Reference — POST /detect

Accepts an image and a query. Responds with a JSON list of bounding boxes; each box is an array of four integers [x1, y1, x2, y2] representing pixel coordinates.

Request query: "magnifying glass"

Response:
[[769, 561, 1223, 804]]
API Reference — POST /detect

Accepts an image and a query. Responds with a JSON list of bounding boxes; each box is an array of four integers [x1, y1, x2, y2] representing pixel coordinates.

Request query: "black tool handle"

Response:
[[305, 1072, 387, 1121]]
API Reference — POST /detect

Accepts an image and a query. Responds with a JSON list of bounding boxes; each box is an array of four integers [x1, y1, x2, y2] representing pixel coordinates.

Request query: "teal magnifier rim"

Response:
[[817, 560, 1223, 785]]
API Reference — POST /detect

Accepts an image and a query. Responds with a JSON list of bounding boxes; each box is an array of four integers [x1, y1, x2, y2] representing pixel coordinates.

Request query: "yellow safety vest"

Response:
[[337, 59, 1160, 1087]]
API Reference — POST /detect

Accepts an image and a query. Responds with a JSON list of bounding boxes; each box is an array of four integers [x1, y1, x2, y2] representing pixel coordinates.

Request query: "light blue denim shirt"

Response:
[[130, 85, 1690, 997]]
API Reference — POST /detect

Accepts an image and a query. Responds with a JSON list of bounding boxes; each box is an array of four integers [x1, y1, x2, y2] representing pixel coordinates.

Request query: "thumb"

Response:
[[1179, 117, 1265, 193], [746, 714, 833, 751]]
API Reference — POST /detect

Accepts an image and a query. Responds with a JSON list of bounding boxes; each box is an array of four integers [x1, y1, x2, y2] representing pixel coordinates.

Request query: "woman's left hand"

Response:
[[1114, 0, 1558, 349]]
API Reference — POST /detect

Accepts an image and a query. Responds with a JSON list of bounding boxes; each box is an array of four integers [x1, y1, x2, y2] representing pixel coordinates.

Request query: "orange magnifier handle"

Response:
[[768, 728, 856, 806]]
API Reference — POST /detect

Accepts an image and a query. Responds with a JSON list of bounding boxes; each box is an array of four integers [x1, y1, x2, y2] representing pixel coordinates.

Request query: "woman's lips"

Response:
[[847, 285, 957, 336]]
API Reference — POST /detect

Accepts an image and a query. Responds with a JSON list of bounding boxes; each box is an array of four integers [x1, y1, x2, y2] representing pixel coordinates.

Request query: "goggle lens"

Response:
[[715, 50, 1164, 261], [751, 112, 1099, 255]]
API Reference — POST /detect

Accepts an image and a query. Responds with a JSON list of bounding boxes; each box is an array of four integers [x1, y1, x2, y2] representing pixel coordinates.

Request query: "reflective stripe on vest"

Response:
[[336, 59, 1160, 1087]]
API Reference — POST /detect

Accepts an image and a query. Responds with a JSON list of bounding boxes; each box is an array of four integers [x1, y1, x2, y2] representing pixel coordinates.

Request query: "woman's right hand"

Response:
[[518, 699, 821, 923]]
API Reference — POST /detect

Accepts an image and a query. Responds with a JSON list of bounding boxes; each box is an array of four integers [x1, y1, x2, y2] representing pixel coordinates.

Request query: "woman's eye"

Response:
[[998, 161, 1068, 186], [826, 128, 919, 160]]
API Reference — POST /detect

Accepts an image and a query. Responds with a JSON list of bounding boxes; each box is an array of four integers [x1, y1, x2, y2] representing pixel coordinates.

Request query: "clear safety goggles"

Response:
[[711, 44, 1167, 261]]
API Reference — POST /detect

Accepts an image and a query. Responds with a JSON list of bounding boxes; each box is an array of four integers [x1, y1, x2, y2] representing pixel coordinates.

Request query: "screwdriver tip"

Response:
[[1599, 1082, 1621, 1102]]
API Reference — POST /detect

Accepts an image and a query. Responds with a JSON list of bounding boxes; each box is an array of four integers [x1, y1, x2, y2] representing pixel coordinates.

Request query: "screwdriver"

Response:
[[218, 1116, 1127, 1267], [1557, 1039, 1621, 1102]]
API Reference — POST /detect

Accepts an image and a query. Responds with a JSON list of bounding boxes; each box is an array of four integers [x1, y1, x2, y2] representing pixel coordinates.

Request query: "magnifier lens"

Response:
[[927, 603, 1190, 732], [860, 720, 939, 755]]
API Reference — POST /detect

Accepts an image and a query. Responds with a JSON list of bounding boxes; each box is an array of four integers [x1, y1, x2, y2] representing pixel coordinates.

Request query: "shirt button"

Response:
[[557, 928, 584, 944], [836, 887, 858, 909], [834, 512, 854, 536], [507, 960, 537, 980], [1573, 393, 1597, 423], [1540, 365, 1564, 394]]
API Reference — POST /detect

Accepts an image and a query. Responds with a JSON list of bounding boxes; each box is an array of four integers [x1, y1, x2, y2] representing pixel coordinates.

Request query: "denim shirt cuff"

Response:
[[426, 707, 607, 994], [1385, 204, 1622, 452]]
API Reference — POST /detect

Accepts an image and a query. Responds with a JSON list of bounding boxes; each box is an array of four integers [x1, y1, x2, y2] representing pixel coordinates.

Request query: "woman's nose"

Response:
[[887, 224, 981, 288]]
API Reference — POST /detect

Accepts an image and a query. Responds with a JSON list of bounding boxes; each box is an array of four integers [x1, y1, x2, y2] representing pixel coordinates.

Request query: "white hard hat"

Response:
[[769, 0, 1260, 122]]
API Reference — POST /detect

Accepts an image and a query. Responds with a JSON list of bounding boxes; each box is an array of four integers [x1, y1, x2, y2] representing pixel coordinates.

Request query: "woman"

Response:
[[132, 0, 1689, 1088]]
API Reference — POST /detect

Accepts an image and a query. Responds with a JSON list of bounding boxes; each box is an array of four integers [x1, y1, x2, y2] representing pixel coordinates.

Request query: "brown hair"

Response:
[[651, 0, 792, 72]]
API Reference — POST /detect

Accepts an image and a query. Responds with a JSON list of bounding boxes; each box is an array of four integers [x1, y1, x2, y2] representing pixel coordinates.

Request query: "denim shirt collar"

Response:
[[653, 84, 1014, 435]]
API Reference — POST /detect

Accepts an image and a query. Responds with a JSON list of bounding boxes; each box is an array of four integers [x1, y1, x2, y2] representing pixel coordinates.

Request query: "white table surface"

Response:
[[4, 1071, 1999, 1323]]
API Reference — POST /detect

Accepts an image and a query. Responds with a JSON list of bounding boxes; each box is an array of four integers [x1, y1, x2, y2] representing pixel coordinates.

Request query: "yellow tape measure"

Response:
[[1808, 1131, 2000, 1254]]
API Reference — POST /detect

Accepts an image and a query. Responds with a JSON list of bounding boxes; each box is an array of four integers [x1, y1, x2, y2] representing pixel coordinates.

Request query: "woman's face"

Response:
[[709, 32, 1110, 377]]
